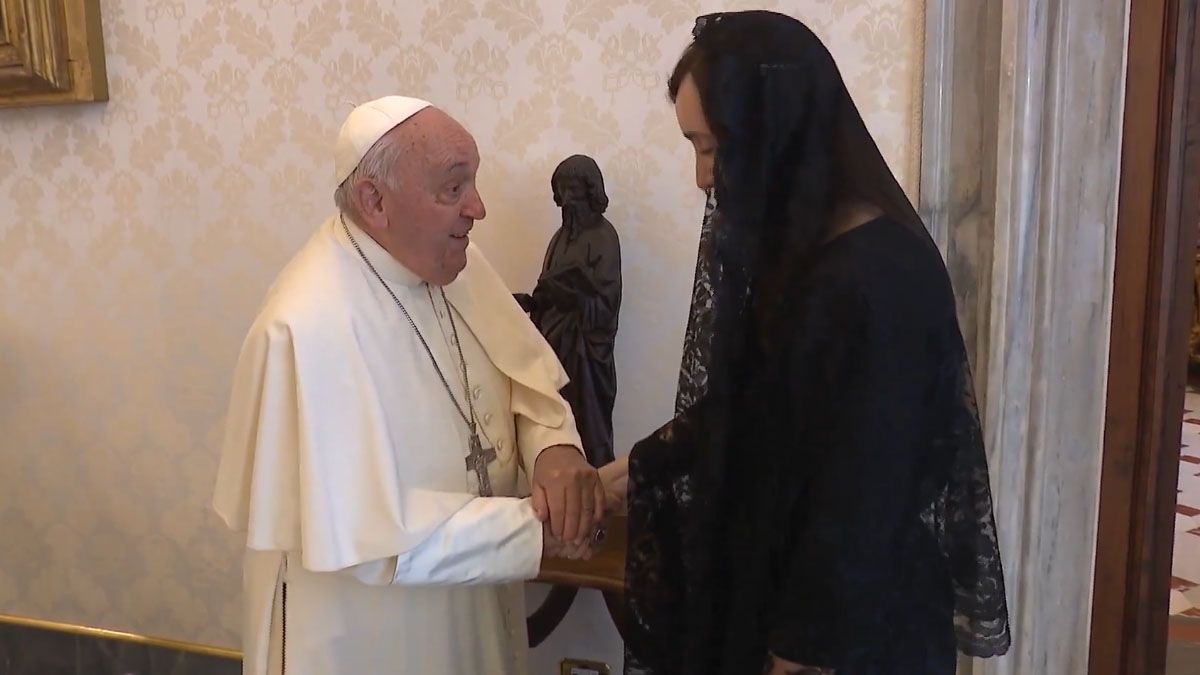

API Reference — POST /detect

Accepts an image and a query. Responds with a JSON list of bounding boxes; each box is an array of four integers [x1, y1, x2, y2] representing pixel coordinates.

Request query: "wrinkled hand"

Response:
[[598, 456, 629, 516], [542, 525, 597, 561], [532, 445, 605, 544]]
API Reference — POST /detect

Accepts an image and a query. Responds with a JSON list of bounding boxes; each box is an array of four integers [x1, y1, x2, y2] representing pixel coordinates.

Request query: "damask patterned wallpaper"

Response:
[[0, 0, 923, 649]]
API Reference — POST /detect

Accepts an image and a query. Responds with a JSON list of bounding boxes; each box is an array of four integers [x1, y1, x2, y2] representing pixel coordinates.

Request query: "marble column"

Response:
[[919, 0, 1003, 391], [919, 1, 1131, 674]]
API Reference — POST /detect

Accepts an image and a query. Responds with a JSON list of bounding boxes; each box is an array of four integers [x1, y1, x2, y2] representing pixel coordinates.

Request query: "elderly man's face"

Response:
[[377, 109, 486, 286]]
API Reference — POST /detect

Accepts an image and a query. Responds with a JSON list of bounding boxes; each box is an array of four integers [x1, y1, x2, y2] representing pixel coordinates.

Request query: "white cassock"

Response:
[[212, 214, 583, 675]]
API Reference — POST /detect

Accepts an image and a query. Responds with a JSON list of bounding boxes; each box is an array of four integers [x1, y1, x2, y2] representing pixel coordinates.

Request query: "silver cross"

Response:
[[466, 433, 497, 497]]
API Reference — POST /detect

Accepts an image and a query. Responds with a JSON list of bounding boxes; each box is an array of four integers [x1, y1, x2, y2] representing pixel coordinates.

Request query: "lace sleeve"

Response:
[[622, 194, 718, 675], [623, 400, 707, 675]]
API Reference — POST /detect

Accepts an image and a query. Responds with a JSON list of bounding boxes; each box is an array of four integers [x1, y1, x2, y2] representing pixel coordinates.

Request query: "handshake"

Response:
[[530, 446, 629, 562]]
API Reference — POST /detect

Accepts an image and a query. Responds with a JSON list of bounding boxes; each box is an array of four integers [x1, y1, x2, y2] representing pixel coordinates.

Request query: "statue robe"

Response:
[[213, 215, 582, 675], [527, 217, 621, 466]]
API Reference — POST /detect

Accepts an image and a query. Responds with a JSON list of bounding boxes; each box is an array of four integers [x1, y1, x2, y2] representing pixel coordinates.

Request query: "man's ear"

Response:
[[352, 180, 386, 229]]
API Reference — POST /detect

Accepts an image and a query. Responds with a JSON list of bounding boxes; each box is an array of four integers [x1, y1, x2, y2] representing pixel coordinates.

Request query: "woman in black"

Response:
[[603, 11, 1011, 675]]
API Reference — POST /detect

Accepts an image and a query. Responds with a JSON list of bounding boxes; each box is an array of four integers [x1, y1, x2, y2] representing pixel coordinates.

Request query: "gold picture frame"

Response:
[[0, 0, 107, 108]]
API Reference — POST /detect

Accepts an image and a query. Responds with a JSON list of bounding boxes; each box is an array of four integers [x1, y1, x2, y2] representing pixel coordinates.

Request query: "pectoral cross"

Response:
[[466, 433, 497, 497]]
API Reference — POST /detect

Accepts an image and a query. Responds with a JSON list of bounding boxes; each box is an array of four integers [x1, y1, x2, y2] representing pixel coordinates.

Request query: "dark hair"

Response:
[[671, 14, 845, 272], [667, 43, 713, 129], [664, 11, 923, 303]]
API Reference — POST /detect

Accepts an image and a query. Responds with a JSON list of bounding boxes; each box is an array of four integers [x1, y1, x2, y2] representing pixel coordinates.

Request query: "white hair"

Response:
[[333, 129, 406, 222]]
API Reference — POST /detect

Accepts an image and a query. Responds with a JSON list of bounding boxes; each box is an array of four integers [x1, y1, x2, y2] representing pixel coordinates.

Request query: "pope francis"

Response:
[[212, 96, 605, 675]]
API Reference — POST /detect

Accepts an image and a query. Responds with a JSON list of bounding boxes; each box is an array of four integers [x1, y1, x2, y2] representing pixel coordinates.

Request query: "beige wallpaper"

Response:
[[0, 0, 924, 649]]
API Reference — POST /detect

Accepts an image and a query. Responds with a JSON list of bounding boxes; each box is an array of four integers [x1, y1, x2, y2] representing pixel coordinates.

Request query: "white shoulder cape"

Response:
[[212, 217, 570, 572]]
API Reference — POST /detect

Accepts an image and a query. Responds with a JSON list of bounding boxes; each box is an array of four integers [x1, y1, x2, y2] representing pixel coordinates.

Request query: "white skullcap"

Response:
[[334, 95, 432, 186]]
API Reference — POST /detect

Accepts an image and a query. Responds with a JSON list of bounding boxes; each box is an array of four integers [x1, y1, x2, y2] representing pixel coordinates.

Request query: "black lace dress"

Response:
[[624, 216, 1010, 674]]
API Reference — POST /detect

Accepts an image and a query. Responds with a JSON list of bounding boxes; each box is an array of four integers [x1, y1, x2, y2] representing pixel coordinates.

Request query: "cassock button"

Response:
[[497, 440, 506, 451], [484, 412, 493, 425], [472, 386, 482, 401]]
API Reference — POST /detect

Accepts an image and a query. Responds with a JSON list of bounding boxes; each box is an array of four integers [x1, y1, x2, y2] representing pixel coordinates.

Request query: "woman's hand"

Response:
[[598, 456, 629, 515]]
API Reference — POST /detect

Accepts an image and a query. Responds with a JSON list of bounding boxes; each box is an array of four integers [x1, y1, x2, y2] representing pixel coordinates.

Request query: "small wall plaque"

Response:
[[0, 0, 107, 109]]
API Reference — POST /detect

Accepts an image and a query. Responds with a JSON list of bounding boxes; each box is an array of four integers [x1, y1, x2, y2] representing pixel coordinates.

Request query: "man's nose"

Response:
[[464, 186, 486, 220]]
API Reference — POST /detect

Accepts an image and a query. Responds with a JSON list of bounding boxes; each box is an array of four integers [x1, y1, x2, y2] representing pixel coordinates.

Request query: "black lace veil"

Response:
[[674, 190, 718, 414], [625, 11, 1010, 673]]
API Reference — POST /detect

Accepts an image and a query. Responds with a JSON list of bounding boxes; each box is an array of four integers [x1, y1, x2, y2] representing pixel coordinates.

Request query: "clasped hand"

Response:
[[597, 456, 628, 516], [532, 445, 605, 559]]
